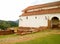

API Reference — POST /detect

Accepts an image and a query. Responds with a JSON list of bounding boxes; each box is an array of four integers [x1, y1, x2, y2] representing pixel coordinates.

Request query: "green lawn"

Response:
[[16, 34, 60, 44]]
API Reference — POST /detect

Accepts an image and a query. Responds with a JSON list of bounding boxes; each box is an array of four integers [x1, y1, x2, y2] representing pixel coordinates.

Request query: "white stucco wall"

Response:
[[19, 13, 60, 28]]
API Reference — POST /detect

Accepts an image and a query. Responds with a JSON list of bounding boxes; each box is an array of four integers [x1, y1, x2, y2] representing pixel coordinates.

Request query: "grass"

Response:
[[0, 30, 60, 44], [0, 34, 18, 39], [16, 34, 60, 44]]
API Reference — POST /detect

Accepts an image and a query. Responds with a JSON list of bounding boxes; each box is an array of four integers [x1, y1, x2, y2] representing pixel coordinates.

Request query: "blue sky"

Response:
[[0, 0, 59, 21]]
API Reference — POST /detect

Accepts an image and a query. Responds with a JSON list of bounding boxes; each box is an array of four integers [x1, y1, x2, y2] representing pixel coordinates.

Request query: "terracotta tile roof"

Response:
[[21, 8, 60, 16], [23, 1, 60, 12]]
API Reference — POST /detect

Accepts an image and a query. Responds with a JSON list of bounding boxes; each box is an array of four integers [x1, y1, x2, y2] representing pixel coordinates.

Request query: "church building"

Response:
[[19, 1, 60, 30]]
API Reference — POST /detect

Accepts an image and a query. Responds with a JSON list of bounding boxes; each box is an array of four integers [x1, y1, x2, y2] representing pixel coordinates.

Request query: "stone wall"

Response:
[[17, 27, 48, 35], [0, 30, 14, 35]]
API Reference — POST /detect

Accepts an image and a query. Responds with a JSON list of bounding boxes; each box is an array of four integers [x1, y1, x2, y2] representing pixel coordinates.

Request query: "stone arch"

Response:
[[51, 17, 59, 28]]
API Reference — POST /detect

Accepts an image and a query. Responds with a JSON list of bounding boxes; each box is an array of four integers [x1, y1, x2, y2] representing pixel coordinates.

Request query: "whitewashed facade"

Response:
[[19, 13, 60, 28]]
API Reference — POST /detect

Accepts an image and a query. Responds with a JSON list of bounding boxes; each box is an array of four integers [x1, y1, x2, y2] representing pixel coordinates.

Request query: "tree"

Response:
[[0, 20, 18, 30], [0, 21, 10, 30]]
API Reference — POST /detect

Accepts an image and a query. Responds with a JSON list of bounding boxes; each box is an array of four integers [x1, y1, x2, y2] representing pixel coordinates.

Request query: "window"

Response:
[[35, 17, 37, 19], [26, 17, 28, 19]]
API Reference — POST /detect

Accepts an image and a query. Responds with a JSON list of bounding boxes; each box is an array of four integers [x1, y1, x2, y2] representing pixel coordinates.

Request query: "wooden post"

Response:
[[48, 19, 51, 29]]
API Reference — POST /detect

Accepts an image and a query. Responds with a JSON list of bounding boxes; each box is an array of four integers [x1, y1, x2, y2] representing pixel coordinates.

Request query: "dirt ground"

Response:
[[0, 30, 60, 44]]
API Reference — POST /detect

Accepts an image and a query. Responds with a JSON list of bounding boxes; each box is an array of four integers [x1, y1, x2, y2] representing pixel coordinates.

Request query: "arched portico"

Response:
[[51, 17, 59, 28]]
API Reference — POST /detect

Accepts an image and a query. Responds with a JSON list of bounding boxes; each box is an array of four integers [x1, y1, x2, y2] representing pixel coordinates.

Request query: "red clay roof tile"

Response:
[[23, 1, 60, 12], [21, 8, 60, 16]]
